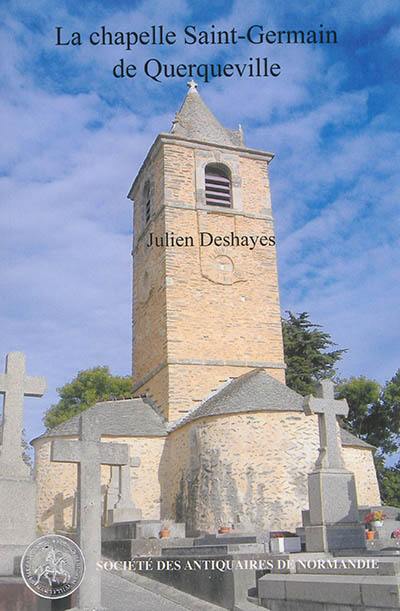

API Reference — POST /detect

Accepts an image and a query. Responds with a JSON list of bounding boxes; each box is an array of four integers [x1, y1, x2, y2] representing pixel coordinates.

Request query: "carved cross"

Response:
[[0, 352, 46, 477], [305, 379, 348, 470], [187, 78, 198, 91]]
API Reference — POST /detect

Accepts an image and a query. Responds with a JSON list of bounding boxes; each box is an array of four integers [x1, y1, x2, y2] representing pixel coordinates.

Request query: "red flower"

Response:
[[364, 511, 386, 524]]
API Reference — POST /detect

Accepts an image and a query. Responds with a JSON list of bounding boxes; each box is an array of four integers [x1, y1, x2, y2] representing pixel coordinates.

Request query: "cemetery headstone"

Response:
[[51, 412, 129, 611], [107, 457, 142, 525], [303, 380, 366, 551], [0, 352, 46, 575]]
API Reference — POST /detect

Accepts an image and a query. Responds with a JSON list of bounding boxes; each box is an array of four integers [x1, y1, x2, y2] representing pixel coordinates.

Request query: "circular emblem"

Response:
[[21, 535, 85, 599]]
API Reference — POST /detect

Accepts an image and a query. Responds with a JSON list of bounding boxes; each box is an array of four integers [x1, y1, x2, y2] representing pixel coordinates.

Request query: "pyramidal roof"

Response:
[[170, 80, 244, 147]]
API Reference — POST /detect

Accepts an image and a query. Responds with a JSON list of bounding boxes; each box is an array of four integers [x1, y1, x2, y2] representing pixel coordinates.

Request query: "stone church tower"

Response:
[[32, 83, 380, 536], [129, 80, 285, 422]]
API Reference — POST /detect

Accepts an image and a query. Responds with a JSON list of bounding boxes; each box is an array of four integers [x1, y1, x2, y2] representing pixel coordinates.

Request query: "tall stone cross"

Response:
[[0, 352, 46, 478], [304, 379, 349, 470], [51, 413, 129, 611]]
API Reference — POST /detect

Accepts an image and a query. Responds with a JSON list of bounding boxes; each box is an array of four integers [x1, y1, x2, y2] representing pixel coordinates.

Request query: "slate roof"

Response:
[[169, 369, 374, 450], [31, 371, 373, 451], [170, 369, 304, 431], [31, 398, 167, 443], [340, 427, 375, 449], [171, 83, 244, 147]]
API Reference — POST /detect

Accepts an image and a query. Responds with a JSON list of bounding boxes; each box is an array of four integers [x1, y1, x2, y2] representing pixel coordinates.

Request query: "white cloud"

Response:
[[0, 0, 399, 448], [385, 25, 400, 46]]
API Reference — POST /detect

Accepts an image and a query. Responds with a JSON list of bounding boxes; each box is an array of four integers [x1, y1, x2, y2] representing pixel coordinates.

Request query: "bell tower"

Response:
[[128, 81, 285, 421]]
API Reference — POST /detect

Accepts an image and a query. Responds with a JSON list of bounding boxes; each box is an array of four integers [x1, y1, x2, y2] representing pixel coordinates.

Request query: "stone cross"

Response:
[[51, 413, 129, 611], [107, 456, 142, 524], [0, 352, 46, 477], [187, 78, 198, 91], [116, 457, 140, 508], [304, 379, 349, 470]]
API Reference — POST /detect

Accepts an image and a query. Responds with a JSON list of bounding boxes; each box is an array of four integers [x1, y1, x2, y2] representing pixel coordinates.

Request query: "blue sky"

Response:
[[1, 0, 399, 450]]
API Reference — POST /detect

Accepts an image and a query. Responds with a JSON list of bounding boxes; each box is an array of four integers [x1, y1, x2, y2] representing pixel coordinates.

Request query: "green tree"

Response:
[[282, 311, 346, 396], [44, 366, 132, 429], [337, 372, 400, 506], [336, 372, 400, 455], [379, 460, 400, 507], [381, 369, 400, 441], [335, 377, 381, 439]]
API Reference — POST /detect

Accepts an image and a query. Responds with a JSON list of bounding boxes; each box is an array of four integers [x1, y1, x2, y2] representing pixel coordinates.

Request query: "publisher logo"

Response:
[[21, 535, 85, 599]]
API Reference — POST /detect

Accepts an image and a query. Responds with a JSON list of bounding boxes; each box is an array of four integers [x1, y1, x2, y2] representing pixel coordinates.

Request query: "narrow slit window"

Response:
[[143, 182, 151, 224], [145, 199, 151, 223], [205, 164, 232, 207]]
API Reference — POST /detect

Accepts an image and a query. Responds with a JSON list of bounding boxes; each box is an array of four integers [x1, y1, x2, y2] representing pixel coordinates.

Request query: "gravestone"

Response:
[[0, 352, 46, 575], [105, 466, 120, 516], [51, 412, 129, 611], [303, 379, 366, 551], [107, 457, 142, 525]]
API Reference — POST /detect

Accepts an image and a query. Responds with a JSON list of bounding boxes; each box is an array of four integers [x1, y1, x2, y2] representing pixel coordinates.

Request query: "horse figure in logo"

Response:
[[33, 546, 71, 587]]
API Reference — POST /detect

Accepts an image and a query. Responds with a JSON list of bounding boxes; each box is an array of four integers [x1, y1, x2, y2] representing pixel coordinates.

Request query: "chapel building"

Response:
[[32, 82, 381, 535]]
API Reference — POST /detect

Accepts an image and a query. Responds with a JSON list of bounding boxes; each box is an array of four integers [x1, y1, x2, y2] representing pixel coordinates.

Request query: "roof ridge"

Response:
[[94, 397, 143, 405]]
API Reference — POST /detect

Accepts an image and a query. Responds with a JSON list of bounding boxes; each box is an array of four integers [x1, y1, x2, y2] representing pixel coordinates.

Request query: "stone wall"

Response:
[[34, 435, 166, 533], [161, 412, 381, 534], [131, 143, 168, 405], [161, 411, 321, 533], [34, 437, 79, 533], [343, 445, 381, 506], [131, 137, 285, 421], [34, 415, 380, 534]]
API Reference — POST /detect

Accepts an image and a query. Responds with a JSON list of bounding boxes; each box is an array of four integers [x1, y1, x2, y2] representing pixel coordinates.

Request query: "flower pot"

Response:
[[159, 528, 170, 539], [371, 520, 383, 529], [366, 530, 375, 540], [218, 526, 231, 534]]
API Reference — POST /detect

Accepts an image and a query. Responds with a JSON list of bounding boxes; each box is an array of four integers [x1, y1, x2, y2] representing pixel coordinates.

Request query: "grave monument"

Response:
[[51, 412, 130, 611], [0, 351, 46, 575], [106, 457, 142, 525], [303, 379, 366, 551]]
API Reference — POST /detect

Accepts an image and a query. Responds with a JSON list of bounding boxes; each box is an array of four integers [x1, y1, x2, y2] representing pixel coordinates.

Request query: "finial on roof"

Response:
[[187, 79, 198, 92], [170, 81, 244, 146]]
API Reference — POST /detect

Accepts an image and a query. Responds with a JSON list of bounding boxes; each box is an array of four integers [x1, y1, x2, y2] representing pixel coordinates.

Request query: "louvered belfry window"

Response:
[[205, 164, 232, 207]]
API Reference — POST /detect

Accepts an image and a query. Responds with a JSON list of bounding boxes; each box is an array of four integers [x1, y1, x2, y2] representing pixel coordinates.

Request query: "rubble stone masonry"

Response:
[[131, 136, 285, 421]]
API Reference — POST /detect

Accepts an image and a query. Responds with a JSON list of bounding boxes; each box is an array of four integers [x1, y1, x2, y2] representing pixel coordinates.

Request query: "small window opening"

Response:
[[205, 164, 232, 207], [143, 181, 151, 224]]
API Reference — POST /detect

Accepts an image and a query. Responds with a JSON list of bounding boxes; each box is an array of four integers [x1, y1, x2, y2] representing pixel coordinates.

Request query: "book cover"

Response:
[[1, 1, 399, 609]]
